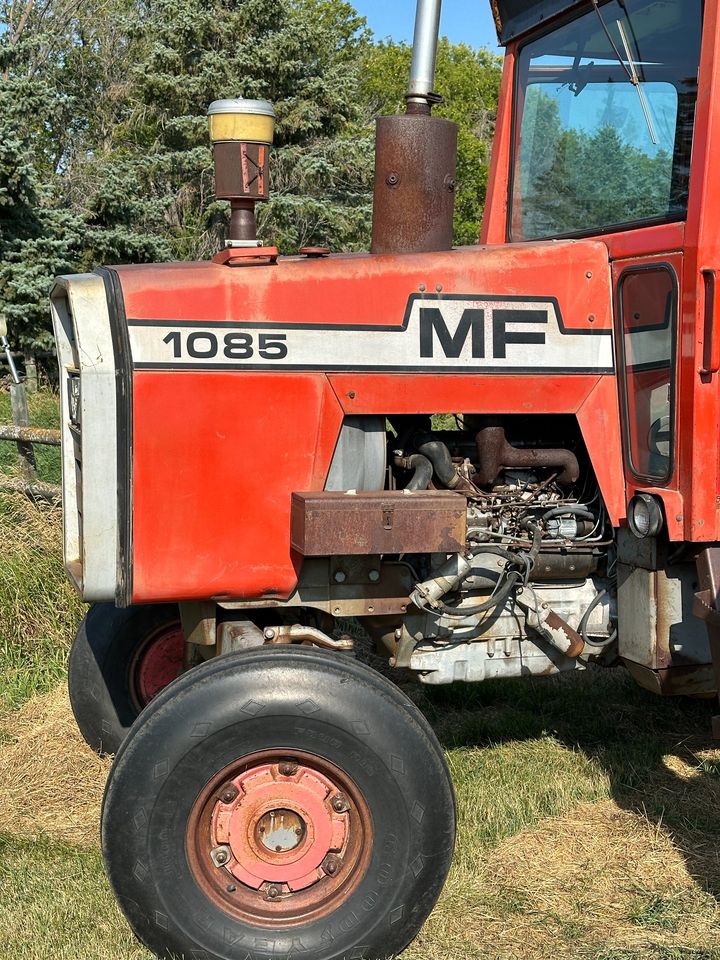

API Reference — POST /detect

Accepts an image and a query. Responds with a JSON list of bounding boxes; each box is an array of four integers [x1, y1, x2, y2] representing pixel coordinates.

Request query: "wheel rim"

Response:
[[186, 750, 373, 926], [129, 622, 184, 709]]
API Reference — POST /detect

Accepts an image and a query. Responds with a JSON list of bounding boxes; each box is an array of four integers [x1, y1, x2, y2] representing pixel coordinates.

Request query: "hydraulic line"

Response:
[[578, 589, 617, 647]]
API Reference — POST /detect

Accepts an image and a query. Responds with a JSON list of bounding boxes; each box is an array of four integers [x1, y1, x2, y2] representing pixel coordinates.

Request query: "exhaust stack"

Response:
[[371, 0, 457, 255]]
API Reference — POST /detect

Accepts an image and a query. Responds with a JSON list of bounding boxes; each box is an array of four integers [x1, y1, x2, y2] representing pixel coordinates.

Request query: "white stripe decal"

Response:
[[128, 297, 614, 373]]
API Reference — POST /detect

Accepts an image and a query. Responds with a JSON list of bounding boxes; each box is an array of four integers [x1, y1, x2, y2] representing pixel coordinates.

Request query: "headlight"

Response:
[[628, 493, 664, 538]]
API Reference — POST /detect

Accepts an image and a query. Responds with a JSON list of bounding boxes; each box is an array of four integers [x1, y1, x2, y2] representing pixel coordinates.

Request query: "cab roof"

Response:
[[492, 0, 584, 43]]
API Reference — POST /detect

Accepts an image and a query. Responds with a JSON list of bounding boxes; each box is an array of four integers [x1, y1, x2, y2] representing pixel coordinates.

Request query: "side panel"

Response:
[[131, 371, 344, 602]]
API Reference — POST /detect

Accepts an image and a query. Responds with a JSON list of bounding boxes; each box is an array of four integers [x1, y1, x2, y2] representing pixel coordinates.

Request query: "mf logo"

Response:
[[418, 306, 548, 360]]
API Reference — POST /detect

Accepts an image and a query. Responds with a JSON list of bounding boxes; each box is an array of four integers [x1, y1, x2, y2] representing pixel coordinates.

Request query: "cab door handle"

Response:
[[701, 269, 720, 375]]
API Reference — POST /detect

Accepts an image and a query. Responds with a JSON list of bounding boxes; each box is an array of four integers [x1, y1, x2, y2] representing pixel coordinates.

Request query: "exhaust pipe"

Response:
[[371, 0, 457, 255], [407, 0, 443, 114]]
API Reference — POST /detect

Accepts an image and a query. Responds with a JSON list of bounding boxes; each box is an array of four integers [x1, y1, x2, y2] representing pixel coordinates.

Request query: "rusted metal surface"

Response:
[[217, 558, 415, 618], [186, 749, 372, 924], [371, 114, 457, 255], [475, 423, 580, 487], [516, 587, 585, 658], [621, 658, 718, 698], [213, 141, 270, 201], [262, 624, 354, 651], [0, 424, 61, 445], [212, 245, 279, 266], [0, 472, 61, 502], [291, 490, 467, 557]]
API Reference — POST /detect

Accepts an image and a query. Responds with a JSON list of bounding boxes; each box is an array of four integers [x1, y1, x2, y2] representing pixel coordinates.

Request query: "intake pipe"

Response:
[[371, 0, 457, 255]]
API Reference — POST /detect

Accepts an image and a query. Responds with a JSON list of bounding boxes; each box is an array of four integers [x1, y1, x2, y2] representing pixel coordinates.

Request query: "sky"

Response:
[[352, 1, 501, 50]]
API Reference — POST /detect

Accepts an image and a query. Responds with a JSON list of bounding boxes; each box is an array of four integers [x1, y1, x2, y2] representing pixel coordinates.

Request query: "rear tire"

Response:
[[68, 603, 183, 756], [102, 646, 456, 960]]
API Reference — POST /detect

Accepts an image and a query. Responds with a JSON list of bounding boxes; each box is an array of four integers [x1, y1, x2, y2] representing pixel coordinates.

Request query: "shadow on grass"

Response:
[[413, 665, 720, 902]]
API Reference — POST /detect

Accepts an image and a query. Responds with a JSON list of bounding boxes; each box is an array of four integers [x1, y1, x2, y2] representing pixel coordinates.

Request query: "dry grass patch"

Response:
[[0, 685, 109, 846], [407, 800, 720, 960]]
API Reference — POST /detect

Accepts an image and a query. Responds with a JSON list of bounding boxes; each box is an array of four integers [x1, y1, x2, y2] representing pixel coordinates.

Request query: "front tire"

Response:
[[102, 646, 455, 960], [68, 603, 184, 755]]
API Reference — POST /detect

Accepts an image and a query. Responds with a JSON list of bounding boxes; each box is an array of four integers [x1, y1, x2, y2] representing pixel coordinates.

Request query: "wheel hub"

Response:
[[133, 623, 184, 706], [210, 762, 349, 893]]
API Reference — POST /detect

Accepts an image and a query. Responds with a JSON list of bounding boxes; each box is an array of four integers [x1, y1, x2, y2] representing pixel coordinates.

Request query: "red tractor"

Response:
[[51, 0, 719, 957]]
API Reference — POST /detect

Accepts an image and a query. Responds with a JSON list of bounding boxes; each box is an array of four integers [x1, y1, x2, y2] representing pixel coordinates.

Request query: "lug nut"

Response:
[[266, 885, 281, 900], [279, 761, 298, 777], [226, 884, 236, 893], [322, 855, 341, 876], [220, 784, 239, 803], [331, 794, 349, 813]]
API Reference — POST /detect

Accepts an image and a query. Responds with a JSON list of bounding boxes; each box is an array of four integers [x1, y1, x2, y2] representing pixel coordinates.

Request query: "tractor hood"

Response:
[[492, 0, 583, 42], [51, 240, 621, 607]]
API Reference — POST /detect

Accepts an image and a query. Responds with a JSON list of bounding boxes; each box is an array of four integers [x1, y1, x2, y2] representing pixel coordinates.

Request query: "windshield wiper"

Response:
[[590, 0, 658, 144]]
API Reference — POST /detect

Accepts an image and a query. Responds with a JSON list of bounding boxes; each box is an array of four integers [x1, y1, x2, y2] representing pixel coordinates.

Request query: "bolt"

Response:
[[266, 885, 281, 900], [368, 569, 380, 583], [295, 827, 303, 837], [334, 570, 347, 584], [220, 784, 239, 804], [210, 845, 231, 868], [542, 603, 548, 610], [331, 794, 350, 813], [586, 271, 593, 279], [279, 761, 299, 777], [276, 845, 283, 852], [322, 855, 341, 876], [226, 884, 236, 893], [588, 314, 596, 323], [347, 391, 356, 400], [386, 172, 400, 187], [264, 627, 276, 640], [419, 283, 427, 292]]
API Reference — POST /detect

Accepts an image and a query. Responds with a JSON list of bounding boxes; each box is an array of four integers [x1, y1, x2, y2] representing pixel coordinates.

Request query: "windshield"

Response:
[[510, 0, 702, 241]]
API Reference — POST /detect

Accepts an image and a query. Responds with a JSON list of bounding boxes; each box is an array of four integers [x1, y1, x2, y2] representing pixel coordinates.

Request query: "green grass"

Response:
[[0, 389, 62, 485], [0, 492, 82, 713], [0, 834, 147, 960]]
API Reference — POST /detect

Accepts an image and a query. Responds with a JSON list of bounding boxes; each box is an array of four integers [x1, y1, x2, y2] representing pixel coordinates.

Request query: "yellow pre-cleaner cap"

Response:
[[208, 98, 276, 144]]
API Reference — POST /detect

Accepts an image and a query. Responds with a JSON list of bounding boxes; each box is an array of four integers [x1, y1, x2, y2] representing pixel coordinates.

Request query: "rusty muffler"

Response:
[[371, 0, 457, 255]]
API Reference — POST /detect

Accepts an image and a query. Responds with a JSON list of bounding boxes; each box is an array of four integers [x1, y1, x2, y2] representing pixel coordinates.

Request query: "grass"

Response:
[[0, 389, 62, 486], [1, 390, 720, 959]]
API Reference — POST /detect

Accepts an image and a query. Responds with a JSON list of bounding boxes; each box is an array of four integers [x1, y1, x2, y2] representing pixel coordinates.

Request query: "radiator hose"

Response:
[[413, 432, 460, 489]]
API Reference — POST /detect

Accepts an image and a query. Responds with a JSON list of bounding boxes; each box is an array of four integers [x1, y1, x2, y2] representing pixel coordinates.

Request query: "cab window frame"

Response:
[[616, 262, 679, 486]]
